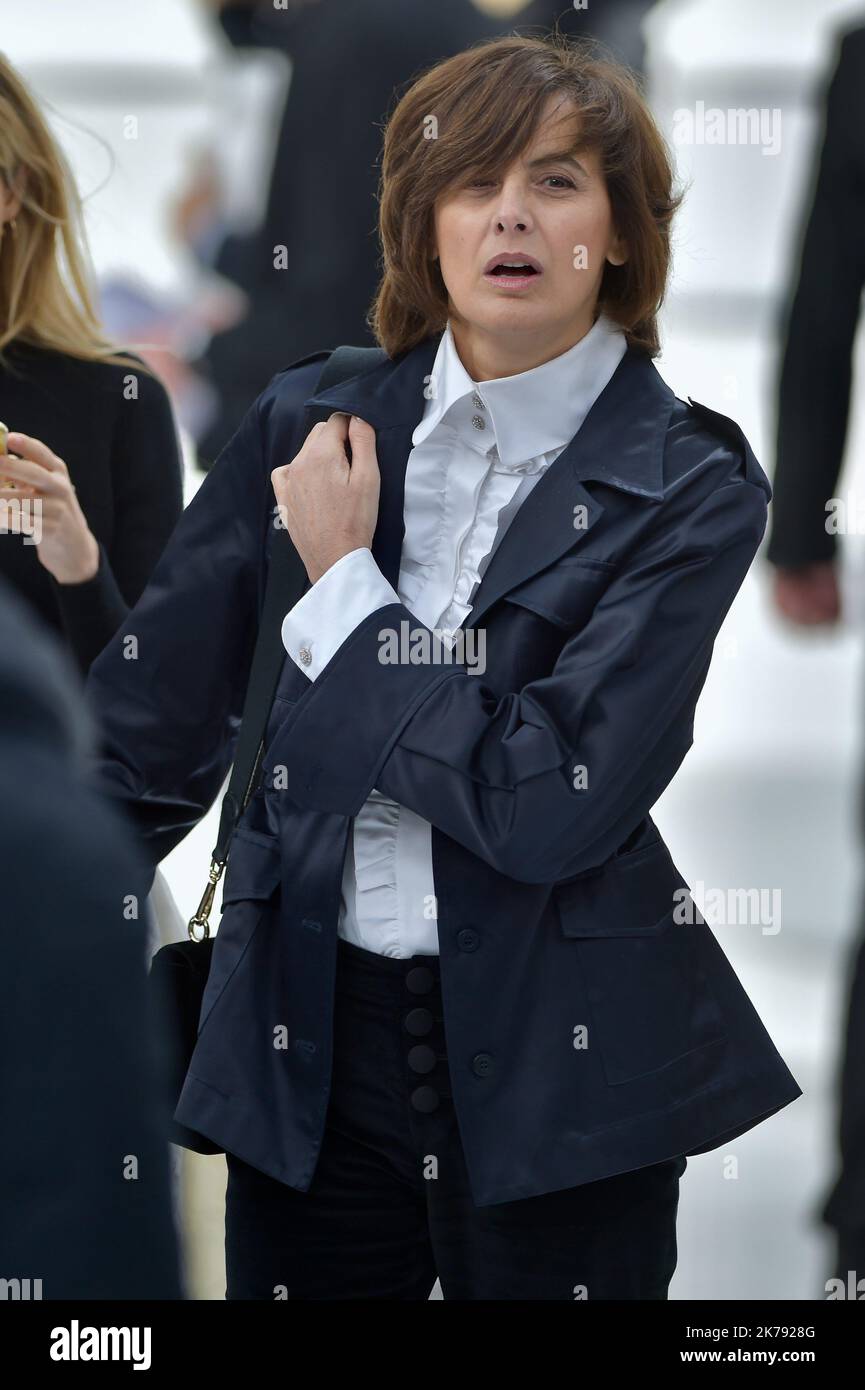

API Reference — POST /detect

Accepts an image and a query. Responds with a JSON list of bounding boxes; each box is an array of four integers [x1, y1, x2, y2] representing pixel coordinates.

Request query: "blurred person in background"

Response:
[[0, 574, 182, 1300], [520, 0, 656, 72], [0, 53, 183, 680], [766, 19, 865, 1282]]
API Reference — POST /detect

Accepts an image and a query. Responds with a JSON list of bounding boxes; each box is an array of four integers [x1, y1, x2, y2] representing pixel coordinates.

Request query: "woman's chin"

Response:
[[458, 299, 554, 336]]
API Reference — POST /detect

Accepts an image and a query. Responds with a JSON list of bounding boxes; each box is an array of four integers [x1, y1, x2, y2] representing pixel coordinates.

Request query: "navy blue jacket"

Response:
[[84, 333, 802, 1206]]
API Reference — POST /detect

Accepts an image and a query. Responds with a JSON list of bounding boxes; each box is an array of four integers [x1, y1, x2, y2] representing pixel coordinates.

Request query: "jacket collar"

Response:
[[302, 328, 674, 503], [301, 330, 675, 628]]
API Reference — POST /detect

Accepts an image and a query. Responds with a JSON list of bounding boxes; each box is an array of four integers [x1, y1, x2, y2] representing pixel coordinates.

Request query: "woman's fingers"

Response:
[[302, 413, 377, 481], [271, 411, 378, 501], [0, 456, 64, 493], [6, 431, 65, 471], [306, 412, 352, 473], [346, 414, 378, 480], [0, 480, 37, 496], [1, 432, 69, 494]]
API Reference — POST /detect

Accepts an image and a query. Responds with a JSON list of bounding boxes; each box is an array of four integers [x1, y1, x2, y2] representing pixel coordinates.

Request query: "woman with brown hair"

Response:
[[86, 32, 800, 1300], [0, 54, 183, 677]]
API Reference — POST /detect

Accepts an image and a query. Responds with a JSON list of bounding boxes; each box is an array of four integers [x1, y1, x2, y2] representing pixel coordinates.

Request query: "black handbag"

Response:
[[148, 344, 387, 1154]]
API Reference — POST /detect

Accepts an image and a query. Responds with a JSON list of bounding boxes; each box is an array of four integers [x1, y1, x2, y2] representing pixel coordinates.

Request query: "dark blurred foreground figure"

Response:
[[766, 20, 865, 1281], [0, 578, 182, 1299]]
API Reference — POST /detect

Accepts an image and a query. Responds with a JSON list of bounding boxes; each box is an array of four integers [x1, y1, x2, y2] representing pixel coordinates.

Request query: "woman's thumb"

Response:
[[348, 415, 377, 472]]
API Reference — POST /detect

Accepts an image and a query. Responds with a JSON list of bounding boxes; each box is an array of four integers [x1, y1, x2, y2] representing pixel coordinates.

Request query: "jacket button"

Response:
[[410, 1085, 440, 1113], [472, 1052, 494, 1078], [405, 966, 435, 994], [457, 928, 479, 952], [407, 1044, 437, 1074], [404, 1007, 433, 1037]]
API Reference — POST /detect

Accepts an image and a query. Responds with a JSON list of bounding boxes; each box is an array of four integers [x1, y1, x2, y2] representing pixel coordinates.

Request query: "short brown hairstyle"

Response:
[[369, 32, 684, 360]]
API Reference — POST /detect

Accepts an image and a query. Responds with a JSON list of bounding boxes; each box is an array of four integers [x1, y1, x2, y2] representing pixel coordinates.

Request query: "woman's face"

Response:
[[431, 98, 627, 360]]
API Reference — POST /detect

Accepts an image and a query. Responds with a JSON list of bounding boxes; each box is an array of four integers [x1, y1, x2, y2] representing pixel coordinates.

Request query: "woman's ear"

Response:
[[606, 227, 628, 268]]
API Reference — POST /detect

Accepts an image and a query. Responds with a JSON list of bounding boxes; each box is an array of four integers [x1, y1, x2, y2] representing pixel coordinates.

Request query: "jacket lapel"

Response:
[[301, 332, 676, 623], [464, 346, 675, 629]]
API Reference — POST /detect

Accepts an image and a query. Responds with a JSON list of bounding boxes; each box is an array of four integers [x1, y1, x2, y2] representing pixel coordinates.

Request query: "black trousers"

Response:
[[224, 935, 687, 1300]]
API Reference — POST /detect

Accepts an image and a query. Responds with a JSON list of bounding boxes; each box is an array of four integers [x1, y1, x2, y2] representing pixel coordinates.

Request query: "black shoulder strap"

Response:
[[188, 344, 387, 939]]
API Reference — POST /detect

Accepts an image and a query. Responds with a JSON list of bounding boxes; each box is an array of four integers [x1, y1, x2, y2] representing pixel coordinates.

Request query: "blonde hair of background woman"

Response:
[[0, 51, 154, 377]]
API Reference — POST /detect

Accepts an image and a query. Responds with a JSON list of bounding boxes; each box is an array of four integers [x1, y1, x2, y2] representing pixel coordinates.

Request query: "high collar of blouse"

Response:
[[411, 311, 628, 472]]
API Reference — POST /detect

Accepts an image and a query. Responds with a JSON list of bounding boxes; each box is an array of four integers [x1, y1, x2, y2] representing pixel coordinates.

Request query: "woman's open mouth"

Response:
[[482, 258, 543, 291]]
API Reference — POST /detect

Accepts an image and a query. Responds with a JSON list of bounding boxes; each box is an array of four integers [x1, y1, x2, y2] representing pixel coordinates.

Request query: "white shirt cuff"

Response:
[[280, 547, 401, 680]]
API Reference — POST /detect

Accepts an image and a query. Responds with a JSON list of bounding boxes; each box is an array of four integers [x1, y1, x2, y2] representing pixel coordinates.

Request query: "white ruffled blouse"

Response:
[[280, 313, 628, 957]]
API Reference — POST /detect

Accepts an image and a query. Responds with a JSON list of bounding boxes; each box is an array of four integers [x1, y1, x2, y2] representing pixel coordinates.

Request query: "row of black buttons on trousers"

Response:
[[402, 962, 493, 1112]]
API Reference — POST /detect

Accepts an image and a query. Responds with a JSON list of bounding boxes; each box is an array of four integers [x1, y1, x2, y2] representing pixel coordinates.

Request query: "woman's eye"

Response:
[[465, 175, 576, 191]]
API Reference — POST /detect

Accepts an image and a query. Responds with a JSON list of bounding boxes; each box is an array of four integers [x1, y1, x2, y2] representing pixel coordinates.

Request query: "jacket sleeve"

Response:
[[265, 470, 768, 884], [82, 394, 268, 868]]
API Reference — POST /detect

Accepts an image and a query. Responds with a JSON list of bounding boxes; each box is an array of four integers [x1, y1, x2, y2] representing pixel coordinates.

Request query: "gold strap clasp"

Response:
[[188, 857, 226, 941]]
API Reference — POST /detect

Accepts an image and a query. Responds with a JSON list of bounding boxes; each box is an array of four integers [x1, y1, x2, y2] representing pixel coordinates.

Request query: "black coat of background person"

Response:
[[767, 23, 865, 570], [765, 21, 865, 1269], [0, 341, 183, 675], [0, 577, 182, 1299], [522, 0, 655, 71]]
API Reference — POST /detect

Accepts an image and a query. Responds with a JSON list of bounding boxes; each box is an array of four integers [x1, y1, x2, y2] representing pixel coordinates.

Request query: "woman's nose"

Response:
[[492, 180, 531, 232]]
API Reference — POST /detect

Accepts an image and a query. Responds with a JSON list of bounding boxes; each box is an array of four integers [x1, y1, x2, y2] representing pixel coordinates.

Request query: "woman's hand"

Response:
[[0, 432, 100, 583], [271, 413, 381, 585]]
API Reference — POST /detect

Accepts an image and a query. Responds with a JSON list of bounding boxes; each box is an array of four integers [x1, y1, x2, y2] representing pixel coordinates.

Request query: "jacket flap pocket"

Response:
[[503, 560, 613, 629], [222, 829, 282, 905], [555, 839, 686, 937]]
